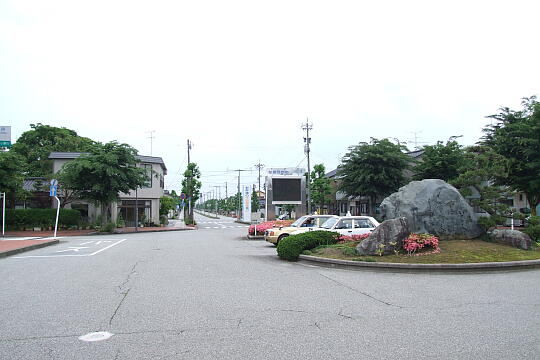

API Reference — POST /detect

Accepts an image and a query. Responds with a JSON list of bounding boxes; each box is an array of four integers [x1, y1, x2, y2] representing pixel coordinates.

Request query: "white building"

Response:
[[49, 152, 167, 226]]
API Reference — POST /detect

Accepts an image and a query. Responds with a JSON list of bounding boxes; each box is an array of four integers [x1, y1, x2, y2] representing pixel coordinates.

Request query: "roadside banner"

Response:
[[242, 185, 251, 222]]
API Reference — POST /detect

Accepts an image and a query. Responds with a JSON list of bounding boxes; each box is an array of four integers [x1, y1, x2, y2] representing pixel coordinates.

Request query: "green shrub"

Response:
[[276, 230, 340, 261], [477, 216, 497, 232], [6, 209, 82, 230], [100, 222, 116, 233], [160, 215, 169, 225], [523, 216, 540, 243]]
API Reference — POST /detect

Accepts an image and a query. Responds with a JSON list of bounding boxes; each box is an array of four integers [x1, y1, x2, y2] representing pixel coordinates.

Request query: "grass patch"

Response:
[[309, 240, 540, 264]]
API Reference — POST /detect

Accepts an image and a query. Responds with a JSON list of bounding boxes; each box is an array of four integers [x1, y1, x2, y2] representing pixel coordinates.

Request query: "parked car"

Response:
[[290, 216, 380, 237], [265, 215, 338, 245]]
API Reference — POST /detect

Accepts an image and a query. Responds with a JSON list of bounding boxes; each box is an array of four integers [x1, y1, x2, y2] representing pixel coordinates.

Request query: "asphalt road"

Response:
[[1, 213, 539, 359]]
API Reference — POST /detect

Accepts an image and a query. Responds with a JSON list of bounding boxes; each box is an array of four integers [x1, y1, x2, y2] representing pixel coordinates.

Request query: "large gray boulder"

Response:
[[490, 229, 532, 250], [380, 179, 482, 239], [356, 217, 410, 255]]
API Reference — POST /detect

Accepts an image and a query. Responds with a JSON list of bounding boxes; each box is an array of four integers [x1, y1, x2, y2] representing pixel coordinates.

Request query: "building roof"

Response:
[[406, 149, 424, 158], [49, 152, 167, 174], [325, 168, 338, 178], [23, 177, 48, 192]]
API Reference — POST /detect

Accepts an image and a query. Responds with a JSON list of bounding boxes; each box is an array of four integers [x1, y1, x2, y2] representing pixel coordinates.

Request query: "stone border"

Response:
[[299, 254, 540, 270], [246, 235, 265, 240]]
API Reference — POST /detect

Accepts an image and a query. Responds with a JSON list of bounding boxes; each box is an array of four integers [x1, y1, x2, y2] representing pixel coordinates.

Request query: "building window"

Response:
[[142, 164, 152, 188]]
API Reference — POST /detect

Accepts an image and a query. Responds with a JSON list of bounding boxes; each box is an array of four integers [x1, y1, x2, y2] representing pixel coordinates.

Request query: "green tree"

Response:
[[338, 138, 411, 214], [0, 151, 27, 205], [181, 162, 201, 224], [59, 142, 148, 225], [413, 140, 466, 182], [310, 164, 332, 213], [251, 189, 260, 212], [159, 196, 176, 216], [12, 123, 96, 177], [451, 146, 514, 228], [481, 96, 540, 215]]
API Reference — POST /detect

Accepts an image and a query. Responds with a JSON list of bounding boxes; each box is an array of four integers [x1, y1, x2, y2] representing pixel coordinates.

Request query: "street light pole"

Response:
[[302, 119, 313, 215]]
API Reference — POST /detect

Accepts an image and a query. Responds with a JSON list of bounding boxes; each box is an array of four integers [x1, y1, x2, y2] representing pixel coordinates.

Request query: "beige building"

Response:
[[49, 152, 167, 226]]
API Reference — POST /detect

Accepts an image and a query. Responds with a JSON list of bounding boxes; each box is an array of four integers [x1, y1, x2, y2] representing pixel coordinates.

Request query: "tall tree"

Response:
[[338, 138, 411, 214], [481, 96, 540, 215], [181, 162, 201, 224], [310, 164, 332, 213], [59, 142, 148, 225], [451, 145, 514, 228], [251, 189, 260, 212], [12, 123, 96, 177], [0, 151, 26, 205], [413, 140, 466, 182]]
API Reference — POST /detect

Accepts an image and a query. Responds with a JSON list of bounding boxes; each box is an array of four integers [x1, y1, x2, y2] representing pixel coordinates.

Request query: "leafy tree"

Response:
[[59, 142, 148, 225], [481, 96, 540, 215], [451, 146, 515, 228], [181, 162, 201, 224], [283, 204, 295, 218], [160, 196, 176, 216], [12, 123, 96, 177], [338, 138, 411, 214], [413, 140, 466, 182], [251, 189, 260, 212], [310, 164, 332, 213], [0, 151, 27, 205]]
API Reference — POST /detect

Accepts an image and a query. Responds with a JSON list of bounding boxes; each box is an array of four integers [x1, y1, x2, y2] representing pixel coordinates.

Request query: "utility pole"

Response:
[[147, 130, 155, 156], [302, 119, 313, 214], [233, 169, 250, 219], [187, 139, 192, 164], [225, 182, 228, 198], [214, 186, 221, 215], [254, 161, 265, 193]]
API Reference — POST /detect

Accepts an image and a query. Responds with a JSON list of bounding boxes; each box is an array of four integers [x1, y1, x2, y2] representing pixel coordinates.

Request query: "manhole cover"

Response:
[[78, 331, 114, 342]]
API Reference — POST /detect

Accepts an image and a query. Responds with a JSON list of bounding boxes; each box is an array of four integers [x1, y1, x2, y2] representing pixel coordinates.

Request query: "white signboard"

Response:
[[242, 185, 251, 222], [267, 167, 305, 176], [0, 126, 10, 142]]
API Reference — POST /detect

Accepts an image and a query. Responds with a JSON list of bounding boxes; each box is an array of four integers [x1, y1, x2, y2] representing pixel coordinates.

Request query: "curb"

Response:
[[298, 254, 540, 270], [246, 235, 265, 240], [0, 239, 60, 258], [112, 227, 196, 235]]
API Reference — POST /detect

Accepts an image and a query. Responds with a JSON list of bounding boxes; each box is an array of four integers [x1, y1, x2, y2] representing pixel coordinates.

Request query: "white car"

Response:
[[291, 216, 380, 236]]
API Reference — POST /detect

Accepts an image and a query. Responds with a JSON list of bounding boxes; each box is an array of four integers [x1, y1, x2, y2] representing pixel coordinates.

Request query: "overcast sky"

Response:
[[1, 0, 539, 196]]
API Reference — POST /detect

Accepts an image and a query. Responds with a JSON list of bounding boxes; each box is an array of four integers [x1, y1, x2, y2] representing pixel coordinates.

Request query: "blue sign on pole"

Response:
[[49, 185, 57, 197]]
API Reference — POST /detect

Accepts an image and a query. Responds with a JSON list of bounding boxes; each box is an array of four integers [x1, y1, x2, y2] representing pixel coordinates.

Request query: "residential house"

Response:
[[49, 152, 167, 226]]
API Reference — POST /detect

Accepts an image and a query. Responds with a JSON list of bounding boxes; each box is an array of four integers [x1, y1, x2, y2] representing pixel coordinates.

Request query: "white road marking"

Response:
[[78, 331, 114, 342], [12, 239, 127, 258], [56, 246, 89, 253]]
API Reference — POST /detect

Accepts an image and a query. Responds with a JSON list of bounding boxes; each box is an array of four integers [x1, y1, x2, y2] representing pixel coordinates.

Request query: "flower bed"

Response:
[[248, 220, 294, 236], [337, 234, 370, 243], [403, 233, 440, 256]]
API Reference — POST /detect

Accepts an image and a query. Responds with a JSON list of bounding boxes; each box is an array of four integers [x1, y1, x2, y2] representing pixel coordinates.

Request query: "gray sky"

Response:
[[2, 0, 539, 196]]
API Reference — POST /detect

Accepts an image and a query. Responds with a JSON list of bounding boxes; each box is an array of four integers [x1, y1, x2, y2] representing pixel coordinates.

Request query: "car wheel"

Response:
[[276, 234, 289, 245]]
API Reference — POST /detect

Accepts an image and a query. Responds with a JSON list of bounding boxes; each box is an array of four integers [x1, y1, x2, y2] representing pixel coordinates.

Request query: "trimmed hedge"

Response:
[[276, 230, 340, 261], [5, 209, 82, 230]]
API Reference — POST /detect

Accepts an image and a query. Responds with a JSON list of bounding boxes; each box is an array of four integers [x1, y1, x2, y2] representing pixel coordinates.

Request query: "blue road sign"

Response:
[[180, 193, 186, 200], [49, 185, 57, 197]]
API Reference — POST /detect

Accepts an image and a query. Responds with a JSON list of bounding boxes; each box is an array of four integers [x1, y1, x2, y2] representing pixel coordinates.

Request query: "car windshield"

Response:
[[290, 216, 308, 227], [320, 217, 338, 229]]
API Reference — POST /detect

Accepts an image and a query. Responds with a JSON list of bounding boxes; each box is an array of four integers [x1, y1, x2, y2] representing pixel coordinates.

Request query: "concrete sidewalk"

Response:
[[0, 238, 60, 258]]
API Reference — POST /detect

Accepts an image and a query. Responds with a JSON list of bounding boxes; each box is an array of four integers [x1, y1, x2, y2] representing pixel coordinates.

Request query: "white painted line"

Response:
[[12, 239, 127, 258], [79, 331, 114, 342], [88, 239, 127, 256]]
